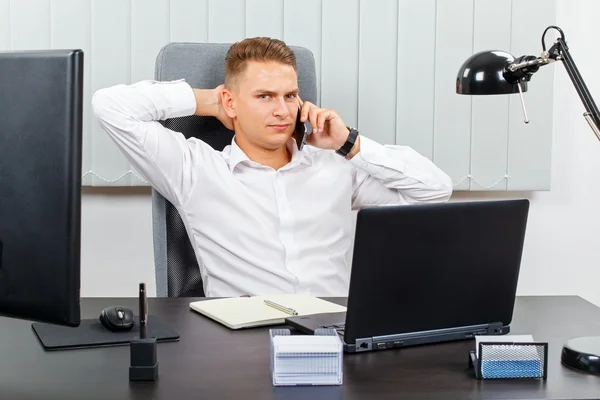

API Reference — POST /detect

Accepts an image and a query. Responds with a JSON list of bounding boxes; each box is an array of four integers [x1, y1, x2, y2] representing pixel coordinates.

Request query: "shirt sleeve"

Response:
[[349, 135, 453, 208], [91, 79, 217, 207]]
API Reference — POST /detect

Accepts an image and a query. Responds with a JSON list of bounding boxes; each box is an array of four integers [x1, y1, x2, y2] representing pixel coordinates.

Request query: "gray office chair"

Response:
[[152, 42, 318, 297]]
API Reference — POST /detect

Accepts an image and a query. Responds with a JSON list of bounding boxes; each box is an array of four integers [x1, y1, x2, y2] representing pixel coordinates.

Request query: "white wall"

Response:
[[81, 0, 600, 306]]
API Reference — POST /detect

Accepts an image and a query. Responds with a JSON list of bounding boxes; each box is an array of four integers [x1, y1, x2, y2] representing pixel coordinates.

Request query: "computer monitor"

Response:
[[0, 49, 83, 326]]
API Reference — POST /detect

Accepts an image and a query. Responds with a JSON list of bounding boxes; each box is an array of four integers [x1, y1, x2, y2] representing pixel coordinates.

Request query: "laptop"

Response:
[[286, 199, 530, 353]]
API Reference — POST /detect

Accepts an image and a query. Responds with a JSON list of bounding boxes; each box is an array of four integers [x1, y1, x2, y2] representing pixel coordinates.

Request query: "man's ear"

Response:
[[221, 88, 237, 119]]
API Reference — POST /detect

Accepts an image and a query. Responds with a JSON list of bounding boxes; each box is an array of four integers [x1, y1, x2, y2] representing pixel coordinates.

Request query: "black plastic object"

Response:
[[99, 306, 135, 331], [343, 199, 529, 344], [130, 337, 158, 381], [0, 49, 83, 326], [294, 105, 308, 151], [562, 336, 600, 374]]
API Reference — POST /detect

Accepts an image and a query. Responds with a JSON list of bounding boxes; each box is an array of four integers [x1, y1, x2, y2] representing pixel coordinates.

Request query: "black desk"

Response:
[[1, 296, 600, 399]]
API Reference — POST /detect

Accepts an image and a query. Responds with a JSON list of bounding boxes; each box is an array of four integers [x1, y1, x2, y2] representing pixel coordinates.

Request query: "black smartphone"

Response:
[[294, 106, 308, 151]]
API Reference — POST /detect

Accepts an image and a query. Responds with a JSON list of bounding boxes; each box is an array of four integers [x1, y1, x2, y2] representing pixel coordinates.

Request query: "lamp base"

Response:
[[561, 336, 600, 374]]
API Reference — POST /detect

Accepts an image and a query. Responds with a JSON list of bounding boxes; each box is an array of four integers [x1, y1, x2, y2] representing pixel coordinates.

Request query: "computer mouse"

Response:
[[99, 306, 135, 332]]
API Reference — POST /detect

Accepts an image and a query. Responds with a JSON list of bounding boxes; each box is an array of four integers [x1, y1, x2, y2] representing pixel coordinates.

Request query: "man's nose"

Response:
[[272, 97, 290, 118]]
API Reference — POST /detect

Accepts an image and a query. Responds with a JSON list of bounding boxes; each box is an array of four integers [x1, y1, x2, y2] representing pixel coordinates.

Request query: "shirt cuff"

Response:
[[162, 79, 198, 118], [348, 135, 388, 176]]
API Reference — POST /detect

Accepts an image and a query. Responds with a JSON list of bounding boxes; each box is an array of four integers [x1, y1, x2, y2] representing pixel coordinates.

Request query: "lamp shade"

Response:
[[456, 50, 527, 95]]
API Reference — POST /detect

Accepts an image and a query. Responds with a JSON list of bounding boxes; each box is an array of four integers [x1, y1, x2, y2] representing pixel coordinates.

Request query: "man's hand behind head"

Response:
[[192, 85, 234, 130]]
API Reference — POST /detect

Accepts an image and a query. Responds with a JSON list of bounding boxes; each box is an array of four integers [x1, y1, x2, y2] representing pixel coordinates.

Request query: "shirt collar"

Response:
[[225, 136, 313, 172]]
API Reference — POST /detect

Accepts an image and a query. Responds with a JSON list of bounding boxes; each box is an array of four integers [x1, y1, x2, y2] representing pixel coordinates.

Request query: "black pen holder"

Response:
[[129, 337, 159, 381]]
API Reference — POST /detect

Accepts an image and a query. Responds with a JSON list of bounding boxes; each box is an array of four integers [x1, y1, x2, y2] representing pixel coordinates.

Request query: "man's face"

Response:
[[227, 61, 299, 150]]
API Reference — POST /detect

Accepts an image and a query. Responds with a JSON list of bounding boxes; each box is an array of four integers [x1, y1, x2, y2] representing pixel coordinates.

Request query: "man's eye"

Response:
[[258, 94, 270, 99], [286, 94, 297, 99]]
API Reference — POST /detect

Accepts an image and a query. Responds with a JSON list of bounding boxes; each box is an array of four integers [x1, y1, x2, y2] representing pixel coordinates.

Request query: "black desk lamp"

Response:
[[456, 25, 600, 139], [456, 25, 600, 374]]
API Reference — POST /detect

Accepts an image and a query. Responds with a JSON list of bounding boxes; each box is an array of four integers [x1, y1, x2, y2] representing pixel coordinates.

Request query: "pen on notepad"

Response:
[[264, 300, 298, 316]]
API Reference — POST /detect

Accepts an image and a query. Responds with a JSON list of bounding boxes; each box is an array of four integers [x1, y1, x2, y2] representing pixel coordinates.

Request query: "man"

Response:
[[92, 37, 453, 297]]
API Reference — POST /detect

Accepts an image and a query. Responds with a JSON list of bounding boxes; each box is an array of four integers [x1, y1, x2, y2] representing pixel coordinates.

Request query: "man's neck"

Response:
[[234, 136, 291, 170]]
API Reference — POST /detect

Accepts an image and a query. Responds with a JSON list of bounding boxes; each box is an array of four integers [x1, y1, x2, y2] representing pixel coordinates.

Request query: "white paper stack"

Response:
[[269, 329, 343, 386], [475, 335, 535, 358]]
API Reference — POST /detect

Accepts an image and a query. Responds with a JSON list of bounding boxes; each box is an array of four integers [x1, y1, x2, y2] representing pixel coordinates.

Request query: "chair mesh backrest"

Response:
[[152, 42, 317, 297]]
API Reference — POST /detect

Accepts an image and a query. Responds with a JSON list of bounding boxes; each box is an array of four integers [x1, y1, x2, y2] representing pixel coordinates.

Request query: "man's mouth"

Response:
[[268, 124, 290, 131]]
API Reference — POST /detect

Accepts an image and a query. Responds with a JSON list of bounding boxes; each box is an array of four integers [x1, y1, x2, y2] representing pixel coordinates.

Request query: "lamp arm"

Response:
[[508, 57, 546, 72], [552, 37, 600, 140]]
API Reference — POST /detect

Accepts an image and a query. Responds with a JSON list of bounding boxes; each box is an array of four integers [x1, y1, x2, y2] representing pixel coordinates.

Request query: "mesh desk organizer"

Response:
[[269, 328, 343, 386], [468, 335, 548, 379]]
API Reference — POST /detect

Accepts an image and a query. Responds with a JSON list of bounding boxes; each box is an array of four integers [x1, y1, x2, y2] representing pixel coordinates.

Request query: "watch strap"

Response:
[[336, 127, 359, 157]]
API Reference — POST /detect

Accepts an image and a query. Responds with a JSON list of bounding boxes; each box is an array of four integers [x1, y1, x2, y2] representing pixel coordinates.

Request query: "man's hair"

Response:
[[224, 37, 297, 89]]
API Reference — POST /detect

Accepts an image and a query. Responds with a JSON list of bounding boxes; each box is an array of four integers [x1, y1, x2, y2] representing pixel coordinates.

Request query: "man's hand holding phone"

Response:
[[297, 98, 360, 158]]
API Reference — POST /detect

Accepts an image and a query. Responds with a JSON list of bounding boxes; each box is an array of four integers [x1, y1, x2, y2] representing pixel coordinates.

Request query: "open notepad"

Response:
[[189, 295, 347, 329]]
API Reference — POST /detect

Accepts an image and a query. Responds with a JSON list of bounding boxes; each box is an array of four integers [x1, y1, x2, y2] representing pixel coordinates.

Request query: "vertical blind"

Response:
[[0, 0, 555, 190]]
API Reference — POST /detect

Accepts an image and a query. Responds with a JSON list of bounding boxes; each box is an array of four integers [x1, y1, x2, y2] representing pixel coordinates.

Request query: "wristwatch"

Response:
[[335, 126, 359, 157]]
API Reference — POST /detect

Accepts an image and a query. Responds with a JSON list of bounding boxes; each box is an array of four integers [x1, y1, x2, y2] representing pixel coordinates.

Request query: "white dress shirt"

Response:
[[92, 80, 453, 297]]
